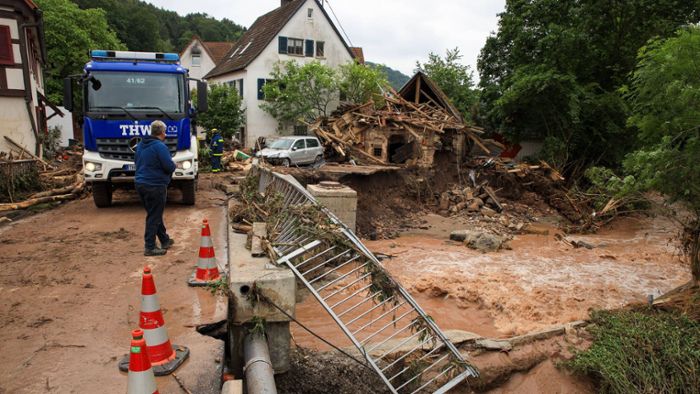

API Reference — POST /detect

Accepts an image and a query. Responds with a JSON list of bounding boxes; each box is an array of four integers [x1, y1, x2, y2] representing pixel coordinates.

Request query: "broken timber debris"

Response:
[[308, 72, 486, 167]]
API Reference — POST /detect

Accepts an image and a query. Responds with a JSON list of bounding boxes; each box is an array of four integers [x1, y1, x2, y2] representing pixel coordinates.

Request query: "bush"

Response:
[[568, 309, 700, 393]]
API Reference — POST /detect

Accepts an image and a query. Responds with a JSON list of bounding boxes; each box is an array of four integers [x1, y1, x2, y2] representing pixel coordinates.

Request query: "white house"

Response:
[[179, 36, 235, 90], [0, 0, 59, 157], [204, 0, 361, 148]]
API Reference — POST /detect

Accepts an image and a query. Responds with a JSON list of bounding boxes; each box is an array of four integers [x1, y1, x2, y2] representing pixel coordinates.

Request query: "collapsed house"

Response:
[[310, 72, 485, 167]]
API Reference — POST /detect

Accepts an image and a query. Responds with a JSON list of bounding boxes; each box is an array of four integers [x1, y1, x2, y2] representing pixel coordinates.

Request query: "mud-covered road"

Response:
[[0, 176, 228, 393]]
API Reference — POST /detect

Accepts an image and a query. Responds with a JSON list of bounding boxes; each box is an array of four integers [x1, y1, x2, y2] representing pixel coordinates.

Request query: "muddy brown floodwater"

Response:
[[292, 213, 690, 348]]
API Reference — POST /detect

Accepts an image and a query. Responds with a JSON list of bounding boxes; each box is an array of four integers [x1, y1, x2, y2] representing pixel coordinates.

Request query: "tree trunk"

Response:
[[692, 228, 700, 286]]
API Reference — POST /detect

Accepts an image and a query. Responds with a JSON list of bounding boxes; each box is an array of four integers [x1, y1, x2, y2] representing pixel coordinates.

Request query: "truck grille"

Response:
[[96, 138, 177, 161]]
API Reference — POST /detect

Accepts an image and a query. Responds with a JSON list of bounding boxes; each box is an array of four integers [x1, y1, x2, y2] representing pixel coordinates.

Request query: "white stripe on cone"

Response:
[[127, 370, 157, 394], [141, 295, 161, 313], [143, 325, 170, 347], [200, 236, 213, 248]]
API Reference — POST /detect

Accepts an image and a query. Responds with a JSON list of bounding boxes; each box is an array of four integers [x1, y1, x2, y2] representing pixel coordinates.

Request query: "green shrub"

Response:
[[568, 309, 700, 393]]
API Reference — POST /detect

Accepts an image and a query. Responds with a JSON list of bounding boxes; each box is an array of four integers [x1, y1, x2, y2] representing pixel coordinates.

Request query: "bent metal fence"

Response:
[[256, 167, 478, 394]]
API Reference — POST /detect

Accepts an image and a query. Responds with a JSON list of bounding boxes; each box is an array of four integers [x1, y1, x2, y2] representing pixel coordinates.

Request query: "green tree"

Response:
[[260, 61, 339, 127], [623, 27, 700, 284], [194, 84, 244, 140], [37, 0, 125, 103], [71, 0, 245, 52], [478, 0, 700, 174], [416, 48, 479, 121], [338, 62, 388, 104]]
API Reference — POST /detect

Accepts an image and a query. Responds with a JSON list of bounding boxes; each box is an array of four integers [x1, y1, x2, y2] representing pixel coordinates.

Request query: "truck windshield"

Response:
[[87, 72, 184, 113]]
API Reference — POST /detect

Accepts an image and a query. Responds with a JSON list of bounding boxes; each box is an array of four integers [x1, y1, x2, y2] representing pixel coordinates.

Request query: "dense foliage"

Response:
[[261, 61, 388, 128], [71, 0, 245, 52], [416, 48, 478, 122], [478, 0, 700, 174], [37, 0, 125, 104], [338, 62, 387, 105], [568, 309, 700, 393], [623, 27, 700, 282], [261, 61, 338, 127], [366, 62, 410, 91], [193, 84, 244, 140]]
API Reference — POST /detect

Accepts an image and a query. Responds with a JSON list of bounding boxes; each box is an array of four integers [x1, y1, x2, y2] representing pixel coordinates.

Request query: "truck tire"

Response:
[[181, 180, 196, 205], [92, 182, 113, 208]]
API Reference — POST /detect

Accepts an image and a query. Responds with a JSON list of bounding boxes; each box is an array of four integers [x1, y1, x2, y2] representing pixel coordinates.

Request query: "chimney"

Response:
[[281, 0, 294, 6]]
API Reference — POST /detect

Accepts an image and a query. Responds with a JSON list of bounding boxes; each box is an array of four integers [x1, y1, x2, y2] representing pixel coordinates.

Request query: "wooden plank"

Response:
[[3, 136, 51, 169], [483, 186, 503, 212], [414, 76, 421, 104], [468, 133, 491, 155]]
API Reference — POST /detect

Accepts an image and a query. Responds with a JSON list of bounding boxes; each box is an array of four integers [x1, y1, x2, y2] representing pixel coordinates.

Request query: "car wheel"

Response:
[[314, 155, 323, 164], [282, 158, 291, 167]]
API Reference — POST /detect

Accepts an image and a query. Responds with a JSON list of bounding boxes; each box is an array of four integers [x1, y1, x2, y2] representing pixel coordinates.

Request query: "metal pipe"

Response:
[[243, 334, 278, 394]]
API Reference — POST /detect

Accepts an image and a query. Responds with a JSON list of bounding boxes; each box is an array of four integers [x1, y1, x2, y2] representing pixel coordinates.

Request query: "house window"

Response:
[[0, 26, 14, 65], [305, 40, 314, 57], [308, 8, 313, 18], [373, 147, 383, 157], [316, 41, 325, 58], [257, 78, 268, 100], [294, 125, 308, 136], [191, 54, 201, 66], [237, 79, 244, 98], [287, 38, 304, 56]]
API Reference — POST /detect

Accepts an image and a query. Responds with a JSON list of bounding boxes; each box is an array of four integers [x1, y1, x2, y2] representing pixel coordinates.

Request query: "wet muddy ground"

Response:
[[0, 176, 228, 393]]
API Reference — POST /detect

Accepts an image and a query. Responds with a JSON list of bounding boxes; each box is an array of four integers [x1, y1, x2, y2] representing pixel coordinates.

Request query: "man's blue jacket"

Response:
[[135, 135, 176, 186]]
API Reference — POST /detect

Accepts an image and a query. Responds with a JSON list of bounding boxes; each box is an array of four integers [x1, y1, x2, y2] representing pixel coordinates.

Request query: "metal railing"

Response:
[[254, 167, 478, 394]]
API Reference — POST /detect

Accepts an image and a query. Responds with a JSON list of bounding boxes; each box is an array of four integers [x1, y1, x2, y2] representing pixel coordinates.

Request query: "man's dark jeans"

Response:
[[135, 183, 170, 250]]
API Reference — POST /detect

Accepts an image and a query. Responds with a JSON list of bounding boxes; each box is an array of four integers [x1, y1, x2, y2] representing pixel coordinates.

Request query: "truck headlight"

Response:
[[178, 160, 192, 170], [84, 162, 102, 172]]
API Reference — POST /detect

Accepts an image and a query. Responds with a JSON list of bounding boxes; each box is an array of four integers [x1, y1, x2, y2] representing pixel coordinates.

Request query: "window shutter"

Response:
[[239, 79, 244, 98], [305, 40, 314, 57], [278, 36, 288, 54], [0, 26, 13, 65], [257, 78, 265, 100]]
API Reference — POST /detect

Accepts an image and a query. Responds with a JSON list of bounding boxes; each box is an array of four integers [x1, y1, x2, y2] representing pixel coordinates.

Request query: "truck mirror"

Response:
[[197, 81, 208, 113], [63, 78, 73, 112]]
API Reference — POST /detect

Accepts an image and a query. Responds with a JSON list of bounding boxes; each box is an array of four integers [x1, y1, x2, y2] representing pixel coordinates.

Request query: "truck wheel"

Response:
[[92, 182, 113, 208], [181, 180, 196, 205]]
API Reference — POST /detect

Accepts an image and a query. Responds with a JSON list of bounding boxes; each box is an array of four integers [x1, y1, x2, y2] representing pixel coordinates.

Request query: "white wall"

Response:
[[0, 97, 35, 155], [47, 106, 73, 147], [180, 39, 217, 91], [209, 0, 354, 147]]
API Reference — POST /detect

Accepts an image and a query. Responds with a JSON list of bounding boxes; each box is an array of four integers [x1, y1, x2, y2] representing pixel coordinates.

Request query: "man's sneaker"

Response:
[[144, 247, 167, 256], [161, 238, 175, 249]]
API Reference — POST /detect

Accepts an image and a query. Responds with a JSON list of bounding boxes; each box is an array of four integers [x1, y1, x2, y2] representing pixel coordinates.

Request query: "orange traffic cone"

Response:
[[126, 329, 159, 394], [188, 219, 221, 286], [120, 266, 189, 375]]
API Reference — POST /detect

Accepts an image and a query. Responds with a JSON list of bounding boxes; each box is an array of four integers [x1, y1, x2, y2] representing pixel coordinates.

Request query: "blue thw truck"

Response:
[[63, 50, 208, 207]]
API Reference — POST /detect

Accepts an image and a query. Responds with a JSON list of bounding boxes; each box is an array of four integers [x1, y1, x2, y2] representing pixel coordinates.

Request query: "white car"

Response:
[[256, 136, 324, 166]]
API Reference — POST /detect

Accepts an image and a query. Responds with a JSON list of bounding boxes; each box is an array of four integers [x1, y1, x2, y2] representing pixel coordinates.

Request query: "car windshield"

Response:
[[268, 139, 294, 150], [87, 71, 185, 113]]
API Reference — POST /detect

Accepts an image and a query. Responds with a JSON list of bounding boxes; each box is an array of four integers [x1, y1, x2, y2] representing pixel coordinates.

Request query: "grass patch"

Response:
[[567, 309, 700, 393]]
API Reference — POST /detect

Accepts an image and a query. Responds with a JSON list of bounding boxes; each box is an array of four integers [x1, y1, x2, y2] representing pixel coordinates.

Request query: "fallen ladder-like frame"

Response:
[[255, 168, 479, 394]]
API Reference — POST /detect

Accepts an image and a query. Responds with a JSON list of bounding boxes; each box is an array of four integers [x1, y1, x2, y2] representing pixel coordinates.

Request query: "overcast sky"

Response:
[[145, 0, 506, 78]]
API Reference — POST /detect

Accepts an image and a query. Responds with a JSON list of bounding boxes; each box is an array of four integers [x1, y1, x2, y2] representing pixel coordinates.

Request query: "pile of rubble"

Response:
[[0, 144, 84, 219], [309, 93, 485, 166]]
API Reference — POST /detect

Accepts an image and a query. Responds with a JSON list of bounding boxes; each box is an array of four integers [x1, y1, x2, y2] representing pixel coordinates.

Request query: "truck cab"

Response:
[[64, 50, 207, 207]]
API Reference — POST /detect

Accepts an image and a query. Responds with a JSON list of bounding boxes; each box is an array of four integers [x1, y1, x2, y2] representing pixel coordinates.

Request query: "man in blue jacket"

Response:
[[135, 120, 176, 256], [210, 128, 224, 173]]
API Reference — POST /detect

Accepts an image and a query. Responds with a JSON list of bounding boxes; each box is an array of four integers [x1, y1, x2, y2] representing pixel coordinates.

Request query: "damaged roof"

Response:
[[205, 0, 357, 79], [399, 72, 463, 123]]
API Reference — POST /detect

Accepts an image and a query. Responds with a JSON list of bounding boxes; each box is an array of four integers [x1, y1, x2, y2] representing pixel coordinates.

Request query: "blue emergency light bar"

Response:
[[90, 50, 179, 62]]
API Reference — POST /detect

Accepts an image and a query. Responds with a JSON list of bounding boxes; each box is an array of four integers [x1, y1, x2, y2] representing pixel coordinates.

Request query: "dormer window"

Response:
[[191, 46, 202, 66]]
